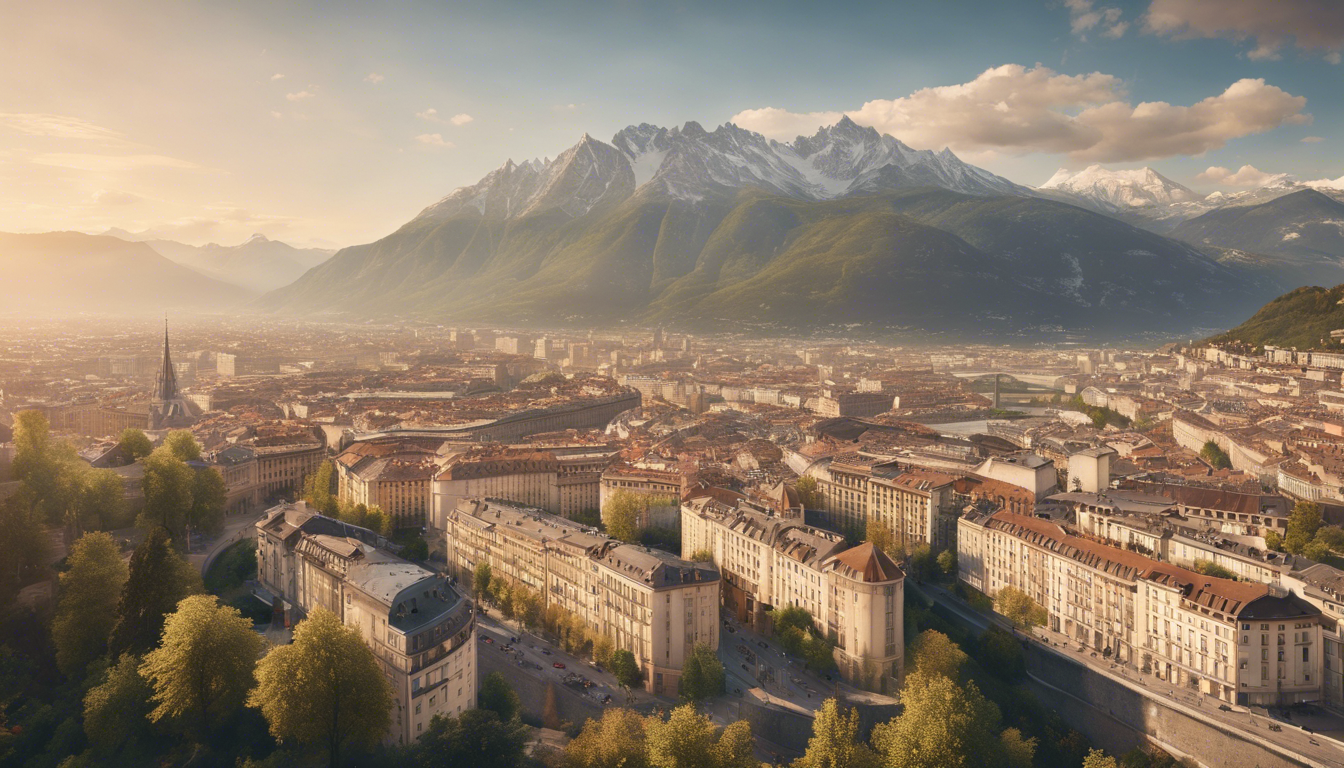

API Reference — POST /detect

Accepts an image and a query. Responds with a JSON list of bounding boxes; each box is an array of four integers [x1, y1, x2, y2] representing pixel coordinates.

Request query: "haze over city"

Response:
[[6, 2, 1344, 768]]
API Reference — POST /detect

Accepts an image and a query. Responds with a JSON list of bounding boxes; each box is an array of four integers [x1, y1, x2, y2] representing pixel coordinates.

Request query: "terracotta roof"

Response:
[[828, 542, 904, 583]]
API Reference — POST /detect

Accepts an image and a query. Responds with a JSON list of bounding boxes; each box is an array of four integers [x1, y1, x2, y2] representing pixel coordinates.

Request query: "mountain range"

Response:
[[1206, 283, 1344, 351], [259, 119, 1276, 339], [105, 230, 334, 293], [0, 232, 249, 315]]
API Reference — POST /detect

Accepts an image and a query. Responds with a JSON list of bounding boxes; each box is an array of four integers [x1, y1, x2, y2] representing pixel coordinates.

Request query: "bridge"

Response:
[[950, 371, 1067, 389]]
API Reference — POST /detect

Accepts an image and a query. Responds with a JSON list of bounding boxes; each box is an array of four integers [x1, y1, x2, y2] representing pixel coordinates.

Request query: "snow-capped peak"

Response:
[[1039, 165, 1202, 210]]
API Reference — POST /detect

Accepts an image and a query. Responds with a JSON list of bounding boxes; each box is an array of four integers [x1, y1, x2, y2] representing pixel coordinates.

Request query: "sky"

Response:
[[1, 0, 1341, 248]]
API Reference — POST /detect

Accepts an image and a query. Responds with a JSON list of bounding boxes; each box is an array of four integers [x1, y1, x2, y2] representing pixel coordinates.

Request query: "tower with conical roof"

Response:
[[149, 319, 200, 430]]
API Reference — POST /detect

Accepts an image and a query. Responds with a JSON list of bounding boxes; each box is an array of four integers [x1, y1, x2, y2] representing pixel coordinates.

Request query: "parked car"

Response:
[[553, 662, 566, 669], [541, 649, 552, 655], [483, 636, 494, 644], [757, 641, 767, 649]]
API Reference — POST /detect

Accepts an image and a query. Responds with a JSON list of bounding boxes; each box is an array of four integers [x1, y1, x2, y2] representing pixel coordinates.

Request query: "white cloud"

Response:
[[31, 153, 203, 172], [364, 73, 384, 84], [286, 90, 314, 102], [94, 190, 140, 206], [270, 73, 285, 81], [449, 113, 474, 126], [1066, 0, 1129, 39], [1197, 164, 1290, 187], [415, 133, 453, 148], [0, 113, 123, 141], [271, 111, 283, 120], [417, 108, 440, 121], [1145, 0, 1344, 62], [730, 65, 1310, 163], [1302, 136, 1325, 143]]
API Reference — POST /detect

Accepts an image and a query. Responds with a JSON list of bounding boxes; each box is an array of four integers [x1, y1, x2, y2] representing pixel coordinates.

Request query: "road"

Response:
[[923, 582, 1344, 768], [717, 616, 856, 710]]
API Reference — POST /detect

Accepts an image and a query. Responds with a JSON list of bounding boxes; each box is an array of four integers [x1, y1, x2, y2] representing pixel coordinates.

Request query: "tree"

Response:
[[794, 476, 821, 509], [909, 630, 967, 681], [566, 708, 649, 768], [110, 527, 203, 656], [975, 628, 1025, 681], [679, 643, 724, 703], [611, 649, 642, 692], [604, 490, 650, 543], [994, 586, 1047, 630], [796, 698, 879, 768], [139, 446, 195, 539], [772, 604, 814, 634], [713, 720, 757, 768], [865, 519, 898, 557], [803, 633, 837, 673], [73, 468, 130, 531], [1265, 530, 1283, 551], [593, 634, 615, 668], [1285, 501, 1323, 555], [190, 466, 228, 536], [478, 671, 521, 721], [998, 728, 1036, 768], [1199, 441, 1230, 470], [1191, 559, 1237, 580], [82, 653, 154, 757], [937, 549, 957, 578], [871, 671, 1002, 768], [13, 410, 77, 525], [1082, 749, 1120, 768], [163, 430, 202, 462], [0, 496, 50, 603], [118, 429, 154, 461], [646, 704, 718, 768], [688, 548, 715, 563], [1304, 538, 1332, 563], [53, 532, 128, 677], [141, 594, 265, 738], [905, 543, 935, 582], [412, 708, 529, 768], [251, 609, 392, 767], [472, 561, 492, 602], [302, 460, 338, 516]]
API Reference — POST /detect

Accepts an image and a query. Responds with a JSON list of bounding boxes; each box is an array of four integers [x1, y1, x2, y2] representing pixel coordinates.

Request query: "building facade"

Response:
[[255, 502, 476, 745]]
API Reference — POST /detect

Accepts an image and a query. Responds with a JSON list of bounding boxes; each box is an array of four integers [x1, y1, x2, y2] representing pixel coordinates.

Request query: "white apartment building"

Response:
[[255, 502, 476, 745], [958, 509, 1323, 706], [441, 498, 720, 696], [681, 495, 905, 693]]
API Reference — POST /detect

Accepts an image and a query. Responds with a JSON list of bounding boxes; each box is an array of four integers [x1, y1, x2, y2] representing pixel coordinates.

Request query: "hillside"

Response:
[[132, 234, 333, 293], [0, 232, 250, 315], [1206, 284, 1344, 351]]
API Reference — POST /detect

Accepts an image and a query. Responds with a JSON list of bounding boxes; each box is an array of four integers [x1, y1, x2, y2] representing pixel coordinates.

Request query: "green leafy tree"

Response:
[[189, 465, 228, 536], [905, 543, 936, 582], [13, 410, 75, 525], [1191, 560, 1237, 580], [53, 532, 128, 677], [975, 628, 1025, 681], [713, 720, 757, 768], [302, 460, 339, 516], [1265, 530, 1283, 551], [117, 428, 154, 461], [163, 429, 202, 462], [604, 490, 660, 543], [803, 633, 837, 673], [1082, 749, 1120, 768], [82, 653, 154, 758], [796, 697, 879, 768], [473, 561, 493, 602], [411, 708, 529, 768], [110, 527, 204, 656], [565, 707, 649, 768], [679, 643, 724, 703], [139, 446, 195, 539], [871, 671, 1002, 768], [478, 671, 521, 721], [593, 634, 616, 668], [0, 496, 50, 603], [688, 548, 715, 562], [1199, 441, 1230, 470], [611, 649, 642, 692], [772, 604, 814, 634], [994, 586, 1048, 630], [998, 727, 1037, 768], [646, 704, 718, 768], [937, 549, 957, 578], [74, 468, 130, 531], [865, 518, 898, 557], [909, 630, 967, 681], [250, 607, 392, 768], [1304, 538, 1332, 562], [794, 476, 821, 509], [1285, 501, 1324, 555], [1315, 525, 1344, 552], [141, 594, 265, 738]]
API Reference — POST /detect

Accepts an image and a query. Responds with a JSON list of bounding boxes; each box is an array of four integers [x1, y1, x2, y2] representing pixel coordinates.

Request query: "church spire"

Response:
[[155, 317, 178, 402]]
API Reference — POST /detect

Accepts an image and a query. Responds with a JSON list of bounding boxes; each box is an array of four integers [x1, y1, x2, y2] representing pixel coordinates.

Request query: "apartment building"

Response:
[[431, 447, 613, 532], [441, 498, 719, 695], [818, 453, 962, 550], [335, 440, 444, 528], [681, 495, 905, 693], [958, 509, 1324, 706], [599, 464, 685, 528], [255, 441, 326, 499], [255, 502, 476, 745]]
